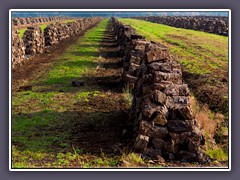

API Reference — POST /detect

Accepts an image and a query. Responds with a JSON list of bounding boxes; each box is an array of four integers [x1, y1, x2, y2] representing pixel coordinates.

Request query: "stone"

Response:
[[152, 90, 167, 105], [153, 113, 168, 126], [178, 84, 190, 96], [168, 105, 194, 120], [128, 63, 140, 76], [137, 63, 149, 78], [144, 43, 170, 63], [153, 71, 168, 82], [141, 100, 161, 119], [143, 147, 162, 158], [167, 96, 190, 108], [149, 62, 172, 72], [167, 73, 182, 84], [166, 96, 175, 109], [178, 151, 197, 162], [167, 120, 193, 132], [169, 133, 182, 144], [124, 74, 138, 83], [142, 104, 157, 119], [152, 138, 165, 149], [139, 121, 168, 139], [177, 106, 194, 120], [134, 134, 149, 150], [129, 55, 142, 65], [164, 84, 179, 96], [164, 141, 179, 153], [188, 140, 200, 153], [133, 39, 148, 51], [152, 105, 168, 126], [155, 155, 166, 163]]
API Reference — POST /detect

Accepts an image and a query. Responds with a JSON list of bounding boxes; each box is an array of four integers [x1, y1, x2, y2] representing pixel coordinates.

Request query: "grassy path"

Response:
[[119, 18, 229, 114], [12, 19, 134, 168]]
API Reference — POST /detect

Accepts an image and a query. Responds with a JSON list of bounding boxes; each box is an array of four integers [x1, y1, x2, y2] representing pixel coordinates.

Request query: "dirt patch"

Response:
[[166, 34, 188, 41], [183, 71, 228, 114], [69, 110, 130, 155]]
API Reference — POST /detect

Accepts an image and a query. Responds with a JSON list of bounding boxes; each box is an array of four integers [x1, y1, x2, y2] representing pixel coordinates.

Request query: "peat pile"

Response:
[[12, 17, 104, 68], [55, 23, 71, 41], [12, 30, 25, 68], [44, 17, 103, 46], [22, 26, 45, 55], [112, 17, 207, 162], [12, 16, 72, 27], [134, 16, 228, 36], [44, 25, 59, 46]]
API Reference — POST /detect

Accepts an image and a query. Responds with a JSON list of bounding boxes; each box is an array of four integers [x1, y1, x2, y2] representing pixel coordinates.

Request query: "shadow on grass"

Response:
[[32, 73, 123, 94], [76, 43, 118, 49], [12, 109, 130, 156], [62, 59, 99, 69]]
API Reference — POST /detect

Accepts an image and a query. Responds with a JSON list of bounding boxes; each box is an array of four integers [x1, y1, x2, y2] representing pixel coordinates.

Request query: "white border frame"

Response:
[[9, 9, 231, 172]]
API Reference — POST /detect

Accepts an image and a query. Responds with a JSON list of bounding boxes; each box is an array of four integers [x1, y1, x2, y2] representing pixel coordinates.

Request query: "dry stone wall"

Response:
[[133, 16, 228, 36], [12, 30, 25, 68], [112, 17, 207, 162], [12, 17, 103, 68]]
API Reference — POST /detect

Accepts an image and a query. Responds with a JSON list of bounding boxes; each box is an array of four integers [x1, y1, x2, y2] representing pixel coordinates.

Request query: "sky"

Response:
[[11, 11, 229, 18]]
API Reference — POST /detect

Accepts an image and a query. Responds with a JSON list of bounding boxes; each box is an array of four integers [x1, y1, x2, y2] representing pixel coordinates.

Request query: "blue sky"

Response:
[[12, 11, 229, 18]]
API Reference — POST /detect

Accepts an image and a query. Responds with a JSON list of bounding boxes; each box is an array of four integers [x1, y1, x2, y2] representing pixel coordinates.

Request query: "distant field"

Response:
[[119, 18, 229, 114]]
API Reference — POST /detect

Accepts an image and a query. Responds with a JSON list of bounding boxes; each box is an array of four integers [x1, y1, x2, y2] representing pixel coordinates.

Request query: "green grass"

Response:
[[12, 19, 109, 168], [12, 18, 228, 168], [206, 149, 228, 161], [12, 19, 148, 168], [119, 18, 228, 76]]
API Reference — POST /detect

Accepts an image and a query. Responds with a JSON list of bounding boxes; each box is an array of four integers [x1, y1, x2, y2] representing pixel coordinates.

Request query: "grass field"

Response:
[[119, 18, 228, 76], [119, 18, 229, 114], [12, 19, 228, 168]]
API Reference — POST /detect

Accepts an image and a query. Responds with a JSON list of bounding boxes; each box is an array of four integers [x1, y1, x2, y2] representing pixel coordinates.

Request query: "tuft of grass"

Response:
[[122, 84, 133, 106], [206, 149, 228, 161], [121, 152, 145, 167], [190, 96, 228, 162]]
